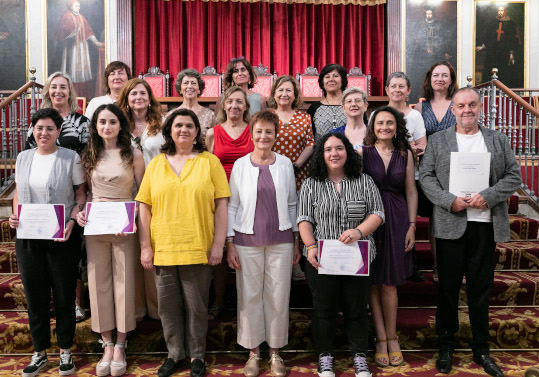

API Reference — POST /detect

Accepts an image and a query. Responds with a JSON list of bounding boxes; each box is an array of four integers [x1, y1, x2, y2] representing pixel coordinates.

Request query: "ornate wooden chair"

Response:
[[138, 67, 170, 97], [251, 63, 276, 98], [347, 67, 372, 96], [200, 66, 222, 98], [296, 66, 322, 97]]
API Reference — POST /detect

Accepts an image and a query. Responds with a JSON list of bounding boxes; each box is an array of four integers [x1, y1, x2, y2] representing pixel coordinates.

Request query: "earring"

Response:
[[148, 104, 150, 108], [448, 84, 452, 91], [193, 140, 196, 145], [126, 105, 130, 110], [394, 133, 397, 139]]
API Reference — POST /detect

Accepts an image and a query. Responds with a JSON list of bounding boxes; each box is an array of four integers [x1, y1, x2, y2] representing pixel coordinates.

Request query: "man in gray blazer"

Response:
[[419, 88, 521, 377]]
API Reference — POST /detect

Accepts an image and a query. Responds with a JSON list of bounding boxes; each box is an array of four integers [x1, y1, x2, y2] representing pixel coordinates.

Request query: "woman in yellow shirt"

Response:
[[136, 108, 230, 377]]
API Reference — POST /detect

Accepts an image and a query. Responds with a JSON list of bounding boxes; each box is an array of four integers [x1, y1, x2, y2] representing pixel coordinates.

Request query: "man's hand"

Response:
[[468, 193, 488, 210], [451, 197, 470, 212]]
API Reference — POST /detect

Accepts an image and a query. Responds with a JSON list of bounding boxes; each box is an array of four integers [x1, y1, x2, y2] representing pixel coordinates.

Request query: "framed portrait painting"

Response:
[[403, 0, 458, 104], [0, 0, 27, 91], [474, 0, 526, 88], [44, 0, 107, 100]]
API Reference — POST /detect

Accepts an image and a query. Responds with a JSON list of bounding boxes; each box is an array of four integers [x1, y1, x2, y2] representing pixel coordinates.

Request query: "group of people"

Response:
[[9, 58, 520, 377]]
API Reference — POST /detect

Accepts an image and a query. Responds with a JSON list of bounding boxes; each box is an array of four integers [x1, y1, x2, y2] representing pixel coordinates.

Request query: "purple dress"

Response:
[[362, 146, 412, 286]]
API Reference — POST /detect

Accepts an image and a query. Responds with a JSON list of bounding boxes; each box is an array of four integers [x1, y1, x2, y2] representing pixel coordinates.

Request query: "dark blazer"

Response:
[[419, 125, 521, 242]]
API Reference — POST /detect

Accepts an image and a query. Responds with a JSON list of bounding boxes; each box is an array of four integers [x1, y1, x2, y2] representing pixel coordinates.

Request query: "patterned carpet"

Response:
[[1, 352, 538, 377]]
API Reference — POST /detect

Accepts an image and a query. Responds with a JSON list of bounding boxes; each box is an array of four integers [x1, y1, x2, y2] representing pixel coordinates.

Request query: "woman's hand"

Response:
[[8, 214, 19, 229], [141, 246, 154, 270], [207, 244, 223, 266], [227, 243, 241, 270], [404, 227, 415, 252], [338, 228, 361, 244], [293, 242, 301, 265], [115, 222, 136, 237], [55, 220, 75, 242], [76, 210, 87, 227], [307, 247, 320, 270]]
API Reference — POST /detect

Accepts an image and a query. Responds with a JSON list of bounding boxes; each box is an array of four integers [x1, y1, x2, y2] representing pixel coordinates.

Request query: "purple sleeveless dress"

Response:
[[362, 146, 412, 286]]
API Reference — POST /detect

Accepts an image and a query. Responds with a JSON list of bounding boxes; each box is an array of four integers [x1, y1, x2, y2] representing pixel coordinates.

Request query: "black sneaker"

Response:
[[22, 352, 49, 377], [190, 359, 206, 377], [158, 358, 183, 377], [318, 353, 334, 377], [353, 353, 372, 377], [58, 351, 76, 376]]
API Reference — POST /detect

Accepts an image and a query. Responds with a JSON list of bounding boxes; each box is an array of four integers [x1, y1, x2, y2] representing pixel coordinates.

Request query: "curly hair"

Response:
[[267, 75, 302, 110], [116, 78, 162, 136], [309, 132, 362, 181], [160, 108, 205, 155], [215, 87, 250, 125], [174, 68, 205, 97], [363, 106, 415, 162], [223, 58, 257, 90], [41, 72, 79, 114], [318, 64, 348, 97], [422, 61, 457, 101], [103, 61, 132, 94], [81, 104, 134, 180]]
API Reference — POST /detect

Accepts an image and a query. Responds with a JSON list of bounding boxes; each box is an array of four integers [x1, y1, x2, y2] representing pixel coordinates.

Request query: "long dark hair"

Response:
[[363, 106, 415, 162], [309, 132, 362, 181], [161, 108, 205, 155], [82, 104, 134, 180]]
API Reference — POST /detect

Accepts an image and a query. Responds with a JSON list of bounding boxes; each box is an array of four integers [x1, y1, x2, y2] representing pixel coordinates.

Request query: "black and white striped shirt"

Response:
[[297, 174, 385, 259]]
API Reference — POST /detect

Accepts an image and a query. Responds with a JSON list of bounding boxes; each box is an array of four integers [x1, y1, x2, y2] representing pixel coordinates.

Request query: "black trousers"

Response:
[[435, 222, 495, 355], [16, 237, 79, 352], [305, 262, 370, 355]]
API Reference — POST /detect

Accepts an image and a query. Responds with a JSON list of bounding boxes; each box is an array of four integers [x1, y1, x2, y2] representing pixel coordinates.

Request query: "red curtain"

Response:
[[135, 0, 385, 95]]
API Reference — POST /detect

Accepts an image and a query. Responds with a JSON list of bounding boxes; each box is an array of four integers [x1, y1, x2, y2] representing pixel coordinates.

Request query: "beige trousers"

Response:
[[235, 243, 294, 349], [86, 233, 137, 333]]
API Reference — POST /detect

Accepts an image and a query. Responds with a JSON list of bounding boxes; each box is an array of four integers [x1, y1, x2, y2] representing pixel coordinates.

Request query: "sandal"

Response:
[[96, 340, 114, 377], [208, 303, 223, 320], [387, 336, 404, 366], [111, 341, 127, 376], [374, 338, 389, 367], [292, 264, 306, 281], [75, 305, 86, 323]]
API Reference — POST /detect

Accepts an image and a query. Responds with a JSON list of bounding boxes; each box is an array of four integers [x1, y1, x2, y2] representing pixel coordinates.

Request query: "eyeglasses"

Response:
[[132, 136, 143, 152], [344, 98, 365, 105], [230, 56, 245, 62]]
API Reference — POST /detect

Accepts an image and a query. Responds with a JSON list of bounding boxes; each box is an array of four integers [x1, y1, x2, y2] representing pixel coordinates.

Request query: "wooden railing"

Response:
[[0, 68, 43, 195], [472, 69, 539, 201]]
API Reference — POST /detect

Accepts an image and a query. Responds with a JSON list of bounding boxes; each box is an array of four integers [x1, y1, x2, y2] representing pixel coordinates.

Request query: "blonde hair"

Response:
[[41, 72, 79, 114], [216, 87, 250, 124]]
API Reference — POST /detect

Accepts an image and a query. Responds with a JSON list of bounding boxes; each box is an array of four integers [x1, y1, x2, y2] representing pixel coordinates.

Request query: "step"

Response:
[[1, 352, 538, 377], [398, 271, 539, 307], [1, 307, 537, 354], [414, 241, 539, 271]]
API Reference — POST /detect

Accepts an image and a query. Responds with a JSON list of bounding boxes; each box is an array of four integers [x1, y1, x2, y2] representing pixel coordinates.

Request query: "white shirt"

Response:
[[404, 109, 427, 143], [16, 152, 85, 203], [85, 95, 114, 121], [456, 131, 492, 223]]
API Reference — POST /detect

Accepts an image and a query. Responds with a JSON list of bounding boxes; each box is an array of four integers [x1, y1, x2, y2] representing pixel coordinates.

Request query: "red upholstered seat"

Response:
[[297, 67, 322, 97], [200, 66, 222, 97], [347, 67, 371, 96], [139, 67, 170, 97], [251, 63, 276, 98]]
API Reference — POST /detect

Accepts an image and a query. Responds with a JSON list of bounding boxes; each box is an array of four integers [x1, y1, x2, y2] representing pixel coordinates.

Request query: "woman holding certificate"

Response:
[[226, 110, 300, 377], [77, 104, 145, 377], [136, 108, 230, 377], [9, 108, 87, 377], [361, 106, 418, 367], [297, 132, 384, 377]]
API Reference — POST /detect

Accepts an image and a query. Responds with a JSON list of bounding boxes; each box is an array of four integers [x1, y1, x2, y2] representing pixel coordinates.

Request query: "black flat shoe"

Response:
[[190, 359, 206, 377], [158, 358, 183, 377], [436, 351, 452, 374], [473, 355, 504, 377]]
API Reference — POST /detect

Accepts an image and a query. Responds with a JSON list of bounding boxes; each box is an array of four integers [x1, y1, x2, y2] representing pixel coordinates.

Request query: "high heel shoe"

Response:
[[387, 336, 404, 366], [111, 341, 127, 376], [374, 339, 389, 367], [96, 340, 115, 377]]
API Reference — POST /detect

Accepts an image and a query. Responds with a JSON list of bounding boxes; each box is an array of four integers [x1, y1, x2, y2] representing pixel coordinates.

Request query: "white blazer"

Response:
[[227, 152, 298, 237]]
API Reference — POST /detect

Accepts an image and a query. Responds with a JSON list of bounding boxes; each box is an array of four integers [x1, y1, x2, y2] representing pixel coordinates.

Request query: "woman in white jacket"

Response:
[[227, 110, 300, 377]]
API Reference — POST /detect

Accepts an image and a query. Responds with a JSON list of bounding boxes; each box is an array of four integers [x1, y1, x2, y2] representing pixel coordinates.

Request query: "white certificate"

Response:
[[84, 202, 136, 236], [17, 204, 65, 240], [449, 152, 491, 197], [318, 239, 370, 276]]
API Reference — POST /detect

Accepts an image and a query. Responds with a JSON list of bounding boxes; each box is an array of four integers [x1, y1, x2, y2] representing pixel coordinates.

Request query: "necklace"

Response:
[[375, 145, 394, 156], [330, 179, 343, 188], [227, 123, 243, 134]]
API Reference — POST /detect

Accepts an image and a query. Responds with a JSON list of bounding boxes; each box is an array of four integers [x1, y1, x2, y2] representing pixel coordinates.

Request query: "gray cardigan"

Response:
[[418, 125, 521, 242]]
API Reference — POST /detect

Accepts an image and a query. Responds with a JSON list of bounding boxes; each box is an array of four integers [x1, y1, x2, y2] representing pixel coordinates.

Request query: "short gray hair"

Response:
[[452, 87, 482, 102], [385, 72, 411, 88], [342, 87, 368, 105], [174, 68, 205, 97]]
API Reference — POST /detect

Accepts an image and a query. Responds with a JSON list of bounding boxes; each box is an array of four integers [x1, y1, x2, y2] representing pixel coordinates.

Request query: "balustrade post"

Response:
[[29, 67, 37, 118], [489, 69, 498, 130]]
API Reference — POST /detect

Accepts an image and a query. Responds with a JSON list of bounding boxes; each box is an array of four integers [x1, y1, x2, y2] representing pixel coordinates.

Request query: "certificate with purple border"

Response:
[[318, 239, 370, 276], [17, 204, 65, 240], [83, 202, 136, 236]]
